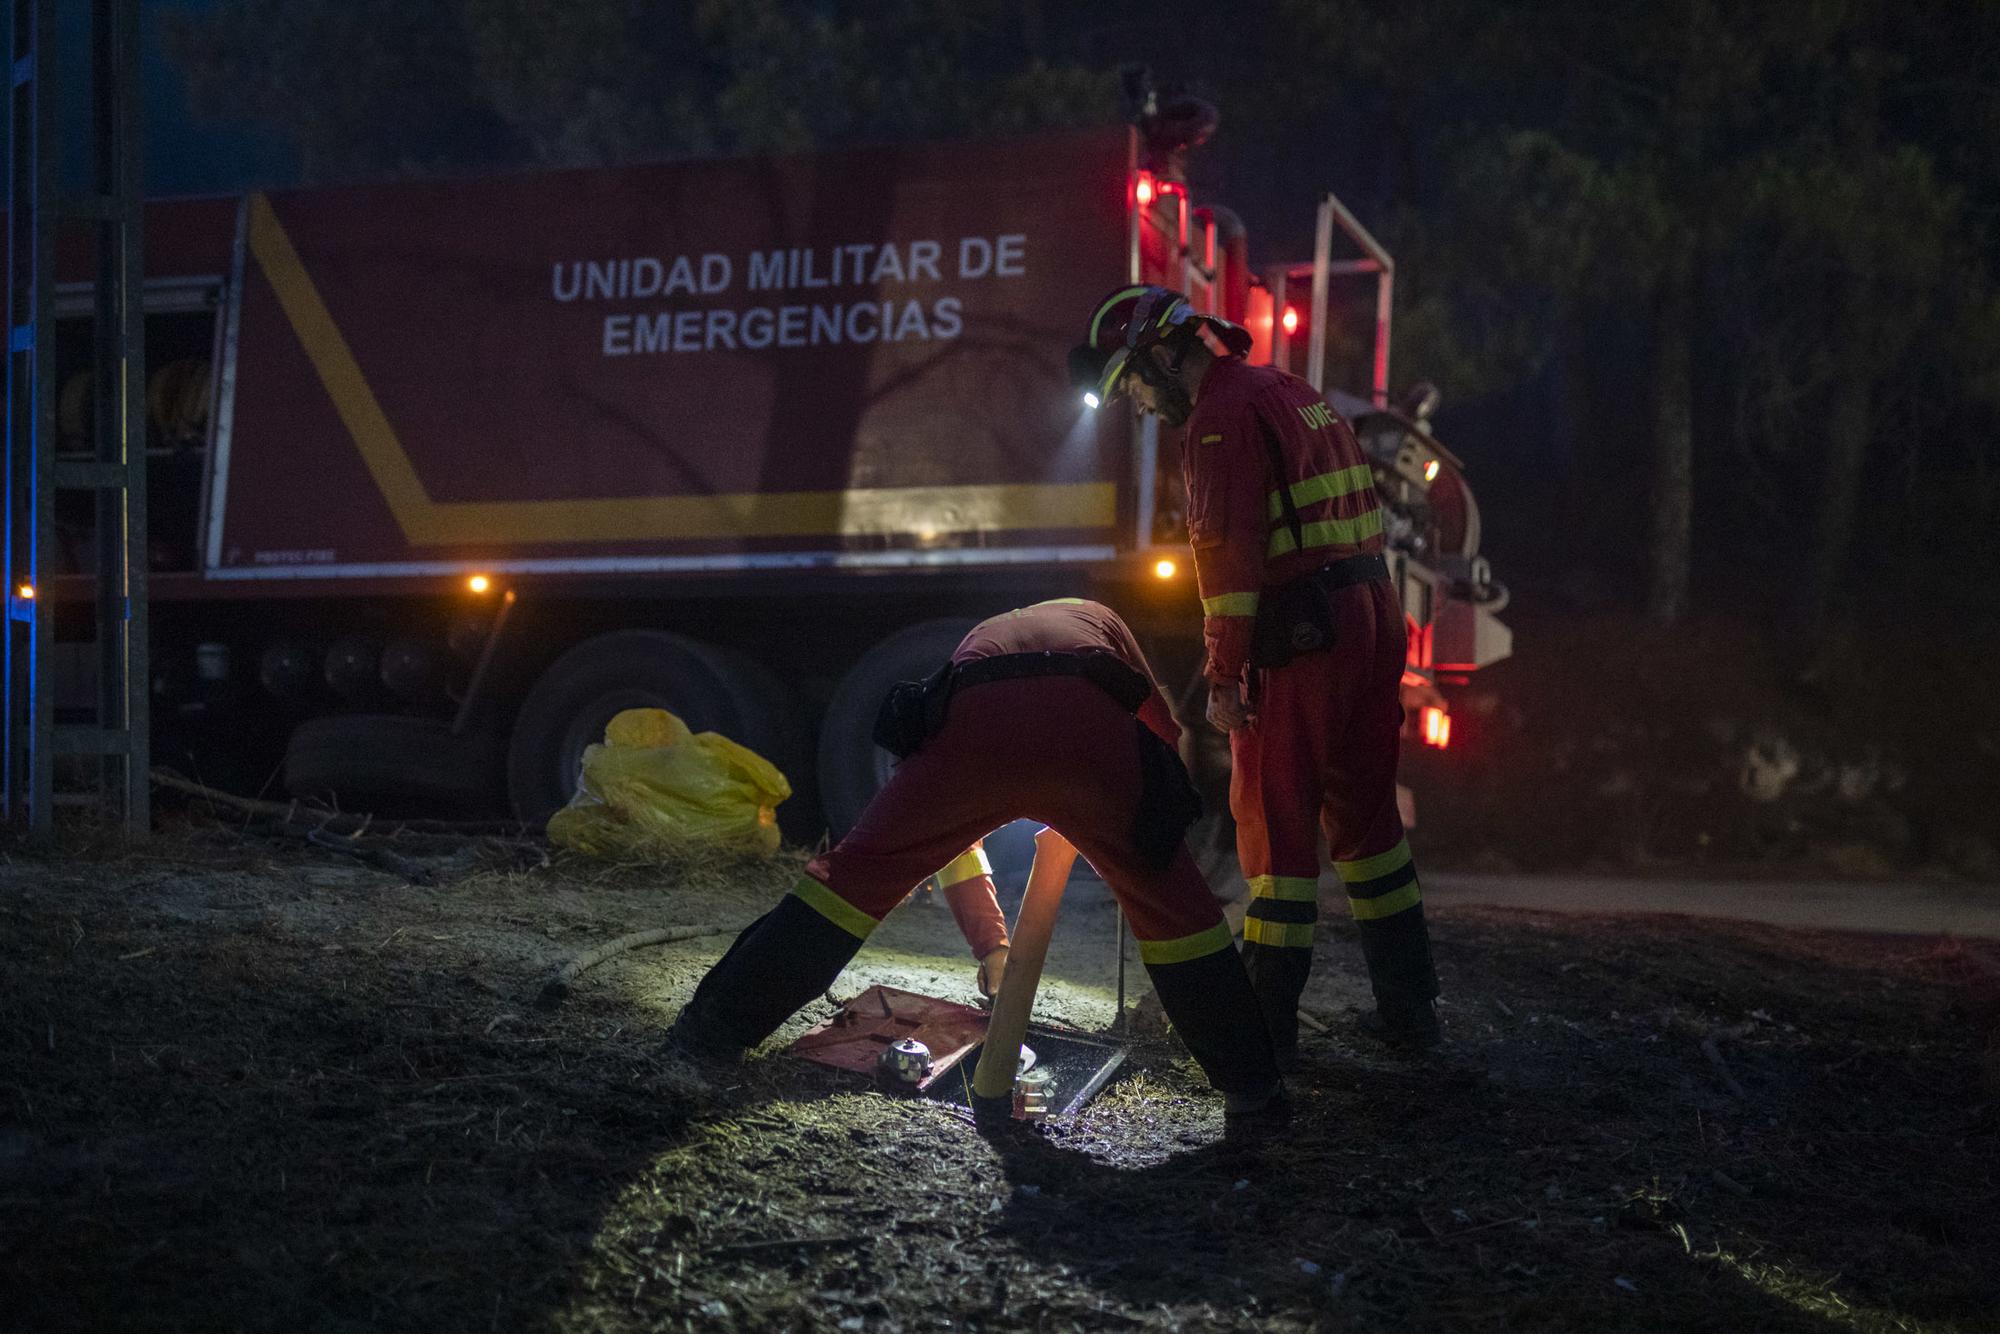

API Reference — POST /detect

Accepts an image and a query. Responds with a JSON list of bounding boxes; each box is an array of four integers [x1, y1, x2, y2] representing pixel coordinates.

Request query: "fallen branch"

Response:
[[1296, 1007, 1332, 1036], [537, 925, 731, 1009], [152, 768, 531, 837]]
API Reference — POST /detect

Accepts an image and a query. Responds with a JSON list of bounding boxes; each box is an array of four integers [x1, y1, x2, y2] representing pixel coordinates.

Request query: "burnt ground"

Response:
[[2, 827, 1997, 1334]]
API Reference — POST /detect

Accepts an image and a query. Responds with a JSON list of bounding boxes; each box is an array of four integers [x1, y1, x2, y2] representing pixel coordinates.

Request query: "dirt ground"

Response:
[[3, 822, 1997, 1333]]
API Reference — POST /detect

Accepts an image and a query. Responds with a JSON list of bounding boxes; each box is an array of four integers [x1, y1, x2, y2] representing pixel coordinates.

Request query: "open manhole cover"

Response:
[[788, 985, 1127, 1117]]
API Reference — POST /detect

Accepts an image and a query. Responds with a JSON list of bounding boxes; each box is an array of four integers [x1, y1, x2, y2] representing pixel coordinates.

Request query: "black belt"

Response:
[[945, 649, 1153, 713], [1306, 551, 1390, 592], [1247, 551, 1390, 670], [874, 649, 1152, 759]]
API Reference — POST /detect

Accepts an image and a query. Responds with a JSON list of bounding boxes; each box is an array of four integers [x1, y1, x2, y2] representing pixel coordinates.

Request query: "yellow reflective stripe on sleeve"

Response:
[[1201, 591, 1261, 617], [789, 875, 878, 940], [1268, 465, 1375, 521], [1335, 839, 1413, 883], [1268, 508, 1385, 557], [1348, 881, 1422, 921], [1199, 433, 1224, 444], [1137, 920, 1235, 965], [937, 844, 993, 888], [1242, 918, 1316, 948], [1246, 874, 1319, 902]]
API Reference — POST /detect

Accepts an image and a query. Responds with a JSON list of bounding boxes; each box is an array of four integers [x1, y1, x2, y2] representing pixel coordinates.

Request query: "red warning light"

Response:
[[1135, 174, 1156, 207], [1421, 706, 1452, 749], [1281, 306, 1300, 335]]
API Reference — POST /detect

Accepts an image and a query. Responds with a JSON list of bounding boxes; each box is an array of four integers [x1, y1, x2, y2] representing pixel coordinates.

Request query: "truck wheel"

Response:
[[284, 714, 503, 813], [817, 618, 975, 837], [706, 646, 817, 844], [505, 630, 743, 826]]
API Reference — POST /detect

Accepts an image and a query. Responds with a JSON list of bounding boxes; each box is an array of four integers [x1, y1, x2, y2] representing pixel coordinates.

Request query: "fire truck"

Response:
[[47, 119, 1510, 854]]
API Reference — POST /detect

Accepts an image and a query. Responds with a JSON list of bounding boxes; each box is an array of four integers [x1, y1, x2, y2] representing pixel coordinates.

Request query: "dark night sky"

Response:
[[41, 0, 293, 196]]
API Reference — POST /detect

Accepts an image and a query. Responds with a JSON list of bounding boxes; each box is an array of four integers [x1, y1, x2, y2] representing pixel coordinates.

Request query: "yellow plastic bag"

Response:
[[546, 708, 791, 858]]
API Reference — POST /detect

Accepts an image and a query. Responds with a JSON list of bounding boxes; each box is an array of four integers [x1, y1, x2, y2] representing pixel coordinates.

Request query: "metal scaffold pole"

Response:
[[6, 0, 149, 836]]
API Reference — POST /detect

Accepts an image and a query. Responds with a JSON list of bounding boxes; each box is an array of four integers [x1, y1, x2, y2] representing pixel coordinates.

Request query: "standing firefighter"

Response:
[[665, 599, 1286, 1125], [1070, 286, 1441, 1063]]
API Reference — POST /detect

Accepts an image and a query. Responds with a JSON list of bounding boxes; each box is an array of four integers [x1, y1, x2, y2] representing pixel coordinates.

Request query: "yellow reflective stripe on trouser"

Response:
[[1268, 464, 1375, 521], [1335, 839, 1412, 883], [1348, 881, 1422, 921], [1242, 918, 1315, 948], [1201, 591, 1261, 616], [1137, 920, 1235, 965], [1337, 839, 1422, 922], [789, 875, 878, 940], [1246, 874, 1318, 902], [1267, 507, 1385, 557], [933, 844, 993, 889]]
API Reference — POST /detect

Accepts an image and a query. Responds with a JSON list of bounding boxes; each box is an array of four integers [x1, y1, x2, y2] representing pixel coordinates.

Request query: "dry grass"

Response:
[[1, 821, 1995, 1332]]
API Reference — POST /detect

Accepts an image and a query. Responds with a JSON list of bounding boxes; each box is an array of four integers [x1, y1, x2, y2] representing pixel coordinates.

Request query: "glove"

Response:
[[1206, 679, 1254, 733], [977, 945, 1009, 1001]]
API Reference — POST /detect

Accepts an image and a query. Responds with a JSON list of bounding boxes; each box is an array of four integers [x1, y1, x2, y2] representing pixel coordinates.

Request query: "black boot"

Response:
[[1356, 925, 1438, 1005], [669, 890, 868, 1056], [1222, 1081, 1292, 1142], [1145, 941, 1282, 1097], [1241, 941, 1312, 1073], [1358, 1000, 1442, 1050], [1347, 903, 1441, 1050]]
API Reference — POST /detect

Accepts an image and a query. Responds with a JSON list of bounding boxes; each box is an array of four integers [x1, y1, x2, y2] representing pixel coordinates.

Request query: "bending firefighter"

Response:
[[665, 599, 1286, 1123], [1070, 286, 1441, 1062]]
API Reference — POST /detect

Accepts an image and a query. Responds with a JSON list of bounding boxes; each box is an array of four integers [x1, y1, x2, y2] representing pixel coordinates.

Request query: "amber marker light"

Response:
[[1421, 705, 1452, 749], [466, 574, 492, 594], [16, 584, 33, 600], [1423, 459, 1441, 482], [1153, 558, 1178, 580]]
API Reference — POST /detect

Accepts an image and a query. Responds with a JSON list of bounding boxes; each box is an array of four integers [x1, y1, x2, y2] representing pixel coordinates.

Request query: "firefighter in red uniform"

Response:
[[665, 598, 1286, 1124], [1069, 286, 1440, 1064]]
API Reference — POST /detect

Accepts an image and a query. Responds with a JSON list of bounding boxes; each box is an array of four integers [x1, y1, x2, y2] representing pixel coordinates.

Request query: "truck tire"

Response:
[[706, 646, 818, 844], [817, 618, 975, 837], [505, 630, 744, 826], [284, 714, 503, 812]]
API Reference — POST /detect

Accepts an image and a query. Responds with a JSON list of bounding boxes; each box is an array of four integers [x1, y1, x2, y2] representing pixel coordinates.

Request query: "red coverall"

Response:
[[927, 842, 1010, 963], [675, 599, 1278, 1098], [1182, 356, 1439, 1040]]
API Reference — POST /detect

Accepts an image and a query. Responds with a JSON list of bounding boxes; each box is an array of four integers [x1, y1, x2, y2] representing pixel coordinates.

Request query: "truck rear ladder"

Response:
[[6, 0, 149, 835]]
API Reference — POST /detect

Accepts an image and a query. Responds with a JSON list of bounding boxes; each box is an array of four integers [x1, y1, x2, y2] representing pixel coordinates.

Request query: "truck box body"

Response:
[[213, 129, 1134, 581]]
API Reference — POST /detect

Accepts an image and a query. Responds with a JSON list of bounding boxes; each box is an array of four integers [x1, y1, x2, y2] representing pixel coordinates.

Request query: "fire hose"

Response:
[[969, 824, 1078, 1124]]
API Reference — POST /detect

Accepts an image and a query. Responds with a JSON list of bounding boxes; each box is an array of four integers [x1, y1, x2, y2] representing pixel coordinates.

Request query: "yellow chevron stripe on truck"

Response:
[[246, 193, 1116, 547]]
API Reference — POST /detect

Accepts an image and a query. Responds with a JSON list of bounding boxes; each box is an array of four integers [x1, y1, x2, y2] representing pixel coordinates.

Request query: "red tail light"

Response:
[[1281, 305, 1300, 335], [1421, 706, 1452, 749], [1135, 173, 1156, 207]]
